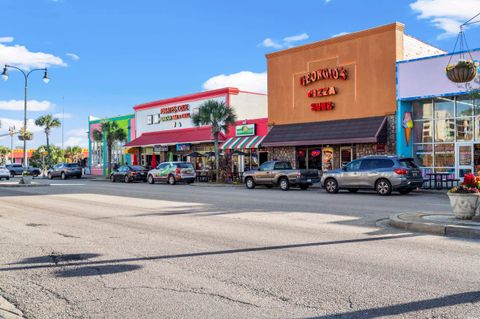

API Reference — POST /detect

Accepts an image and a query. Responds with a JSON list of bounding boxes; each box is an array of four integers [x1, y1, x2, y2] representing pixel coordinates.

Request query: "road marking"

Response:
[[50, 183, 85, 186]]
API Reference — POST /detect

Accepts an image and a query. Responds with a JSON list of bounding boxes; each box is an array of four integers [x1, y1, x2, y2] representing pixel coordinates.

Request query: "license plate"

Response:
[[412, 172, 418, 177], [307, 179, 312, 182]]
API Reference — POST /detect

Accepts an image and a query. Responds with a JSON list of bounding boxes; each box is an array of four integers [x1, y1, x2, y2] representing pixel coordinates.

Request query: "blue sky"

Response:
[[0, 0, 479, 148]]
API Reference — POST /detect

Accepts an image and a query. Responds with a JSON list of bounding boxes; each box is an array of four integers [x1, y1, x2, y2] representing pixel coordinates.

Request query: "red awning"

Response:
[[125, 127, 225, 147]]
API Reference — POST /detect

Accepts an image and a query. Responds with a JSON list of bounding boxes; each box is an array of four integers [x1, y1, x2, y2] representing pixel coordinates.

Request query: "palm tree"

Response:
[[64, 146, 84, 163], [0, 146, 9, 165], [92, 121, 127, 175], [191, 100, 236, 182], [35, 114, 61, 166]]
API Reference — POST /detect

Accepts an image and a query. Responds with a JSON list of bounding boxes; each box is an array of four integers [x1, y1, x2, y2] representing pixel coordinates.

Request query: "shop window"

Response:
[[434, 143, 455, 167], [413, 120, 433, 143], [412, 99, 433, 120], [434, 97, 455, 119], [414, 144, 433, 167], [434, 118, 455, 142], [456, 95, 474, 117], [296, 148, 307, 169], [340, 147, 352, 166], [456, 117, 473, 141]]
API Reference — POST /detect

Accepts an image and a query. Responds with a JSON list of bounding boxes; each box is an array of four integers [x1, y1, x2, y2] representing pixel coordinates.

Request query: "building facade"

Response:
[[125, 87, 268, 173], [88, 114, 135, 175], [262, 22, 444, 170], [397, 48, 480, 179]]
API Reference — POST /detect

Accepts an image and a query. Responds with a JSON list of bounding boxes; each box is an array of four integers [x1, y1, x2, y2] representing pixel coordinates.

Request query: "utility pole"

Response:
[[8, 126, 16, 164], [62, 96, 65, 150]]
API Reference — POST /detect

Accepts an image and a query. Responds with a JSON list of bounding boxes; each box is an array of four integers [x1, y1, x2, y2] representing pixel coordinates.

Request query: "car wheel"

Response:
[[48, 173, 53, 180], [245, 177, 256, 189], [124, 175, 130, 183], [299, 185, 309, 190], [6, 177, 9, 181], [398, 188, 412, 195], [168, 174, 176, 185], [147, 175, 155, 184], [61, 172, 66, 180], [325, 178, 339, 193], [10, 172, 14, 178], [376, 179, 392, 196], [347, 188, 359, 193], [279, 177, 290, 191], [110, 175, 115, 182]]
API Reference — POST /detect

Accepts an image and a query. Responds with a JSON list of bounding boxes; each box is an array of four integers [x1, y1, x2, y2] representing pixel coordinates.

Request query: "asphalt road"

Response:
[[0, 178, 479, 318]]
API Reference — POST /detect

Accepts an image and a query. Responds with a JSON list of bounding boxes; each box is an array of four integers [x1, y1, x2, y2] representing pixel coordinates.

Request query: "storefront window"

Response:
[[434, 118, 455, 142], [413, 120, 433, 143], [456, 117, 473, 141], [308, 148, 322, 170], [434, 97, 455, 119], [434, 143, 454, 167], [414, 144, 433, 167], [456, 95, 474, 117], [412, 99, 433, 120], [296, 148, 307, 169], [340, 147, 352, 166]]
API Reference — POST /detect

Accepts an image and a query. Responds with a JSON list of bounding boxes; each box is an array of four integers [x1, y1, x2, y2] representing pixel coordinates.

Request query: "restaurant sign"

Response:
[[154, 145, 169, 152], [176, 143, 191, 151], [235, 124, 255, 137], [299, 67, 348, 112]]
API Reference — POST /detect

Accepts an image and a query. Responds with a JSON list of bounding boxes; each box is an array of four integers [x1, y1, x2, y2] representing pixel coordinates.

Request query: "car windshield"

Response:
[[66, 163, 79, 168], [274, 162, 292, 170], [176, 163, 194, 169], [399, 159, 419, 169], [130, 166, 145, 171]]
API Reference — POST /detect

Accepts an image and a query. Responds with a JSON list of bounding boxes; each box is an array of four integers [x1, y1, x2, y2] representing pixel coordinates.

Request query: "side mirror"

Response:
[[342, 166, 347, 171]]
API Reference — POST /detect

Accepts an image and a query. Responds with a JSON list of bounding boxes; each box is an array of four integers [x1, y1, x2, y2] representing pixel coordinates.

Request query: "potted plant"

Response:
[[19, 171, 33, 185], [447, 174, 480, 219], [445, 60, 479, 83]]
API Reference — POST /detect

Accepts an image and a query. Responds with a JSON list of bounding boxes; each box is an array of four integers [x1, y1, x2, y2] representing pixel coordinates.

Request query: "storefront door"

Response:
[[456, 143, 473, 179]]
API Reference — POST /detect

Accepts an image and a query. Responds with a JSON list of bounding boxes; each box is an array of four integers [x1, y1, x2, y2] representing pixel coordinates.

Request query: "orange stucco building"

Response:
[[262, 22, 444, 170]]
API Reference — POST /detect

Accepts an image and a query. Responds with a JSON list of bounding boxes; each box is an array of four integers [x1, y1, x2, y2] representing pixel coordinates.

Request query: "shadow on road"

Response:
[[1, 233, 418, 273], [12, 253, 102, 265], [54, 264, 142, 277], [305, 291, 480, 319]]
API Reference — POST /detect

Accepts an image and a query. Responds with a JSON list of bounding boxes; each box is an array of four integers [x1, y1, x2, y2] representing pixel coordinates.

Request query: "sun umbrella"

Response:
[[187, 152, 204, 158], [204, 152, 216, 157], [232, 150, 246, 156]]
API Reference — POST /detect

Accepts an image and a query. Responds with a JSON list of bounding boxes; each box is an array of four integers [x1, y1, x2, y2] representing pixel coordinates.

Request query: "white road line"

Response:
[[50, 183, 85, 186]]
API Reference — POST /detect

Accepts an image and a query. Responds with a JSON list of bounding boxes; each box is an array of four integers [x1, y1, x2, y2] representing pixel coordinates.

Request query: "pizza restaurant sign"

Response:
[[299, 67, 348, 112]]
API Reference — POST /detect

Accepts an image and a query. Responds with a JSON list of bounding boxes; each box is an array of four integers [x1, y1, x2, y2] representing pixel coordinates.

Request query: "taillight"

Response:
[[130, 171, 137, 176], [394, 168, 408, 175], [296, 172, 301, 177], [175, 168, 181, 175]]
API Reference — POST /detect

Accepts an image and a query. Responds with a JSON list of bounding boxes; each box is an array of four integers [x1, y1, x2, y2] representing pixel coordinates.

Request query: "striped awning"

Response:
[[221, 136, 265, 150]]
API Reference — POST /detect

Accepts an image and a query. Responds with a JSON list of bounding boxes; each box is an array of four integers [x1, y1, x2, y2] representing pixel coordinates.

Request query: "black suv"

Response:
[[6, 164, 41, 177]]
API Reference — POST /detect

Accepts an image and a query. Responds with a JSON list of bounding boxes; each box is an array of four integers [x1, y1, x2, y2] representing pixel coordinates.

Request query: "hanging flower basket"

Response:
[[18, 132, 33, 141], [445, 60, 479, 83]]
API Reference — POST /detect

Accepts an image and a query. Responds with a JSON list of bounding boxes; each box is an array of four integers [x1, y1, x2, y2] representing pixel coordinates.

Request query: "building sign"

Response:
[[176, 143, 191, 151], [154, 145, 168, 152], [299, 67, 348, 112], [236, 124, 255, 137], [147, 104, 191, 126]]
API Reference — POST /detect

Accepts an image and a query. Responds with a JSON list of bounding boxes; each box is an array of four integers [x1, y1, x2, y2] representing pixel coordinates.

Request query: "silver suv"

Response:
[[321, 156, 423, 195]]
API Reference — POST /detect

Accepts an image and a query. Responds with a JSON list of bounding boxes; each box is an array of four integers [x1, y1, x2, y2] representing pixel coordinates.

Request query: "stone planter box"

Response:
[[19, 176, 33, 185], [447, 192, 479, 220]]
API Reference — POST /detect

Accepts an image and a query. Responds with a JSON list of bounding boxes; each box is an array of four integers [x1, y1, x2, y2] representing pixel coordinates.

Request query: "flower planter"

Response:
[[19, 176, 33, 185], [447, 192, 479, 219], [446, 65, 478, 83]]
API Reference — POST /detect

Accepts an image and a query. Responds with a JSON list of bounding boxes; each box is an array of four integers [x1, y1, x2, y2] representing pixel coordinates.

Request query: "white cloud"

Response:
[[63, 128, 88, 147], [258, 33, 310, 50], [66, 53, 80, 61], [52, 112, 72, 119], [410, 0, 480, 39], [283, 33, 309, 43], [202, 71, 267, 93], [0, 37, 14, 43], [0, 100, 55, 112], [0, 42, 66, 70], [0, 118, 44, 133], [331, 31, 350, 38]]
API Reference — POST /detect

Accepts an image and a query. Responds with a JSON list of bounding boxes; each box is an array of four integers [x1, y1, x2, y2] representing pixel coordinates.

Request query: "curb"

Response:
[[0, 183, 49, 188], [0, 294, 24, 319], [389, 213, 480, 239]]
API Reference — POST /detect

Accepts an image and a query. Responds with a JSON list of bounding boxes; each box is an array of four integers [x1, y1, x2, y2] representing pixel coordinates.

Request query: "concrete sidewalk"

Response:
[[0, 294, 23, 319], [390, 212, 480, 239]]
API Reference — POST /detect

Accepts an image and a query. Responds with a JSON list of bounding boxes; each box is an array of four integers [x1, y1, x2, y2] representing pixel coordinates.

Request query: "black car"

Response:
[[6, 164, 41, 177], [110, 165, 148, 183], [48, 163, 83, 179]]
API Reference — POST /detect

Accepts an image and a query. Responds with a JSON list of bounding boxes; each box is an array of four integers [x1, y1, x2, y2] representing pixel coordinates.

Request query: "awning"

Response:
[[125, 127, 225, 148], [262, 116, 388, 147], [222, 136, 265, 150]]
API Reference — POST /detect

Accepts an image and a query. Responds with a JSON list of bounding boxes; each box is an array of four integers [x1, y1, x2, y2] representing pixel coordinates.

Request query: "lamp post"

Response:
[[1, 65, 49, 170], [8, 126, 16, 164]]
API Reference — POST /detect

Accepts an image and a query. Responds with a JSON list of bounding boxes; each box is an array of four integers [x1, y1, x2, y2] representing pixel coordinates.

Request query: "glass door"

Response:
[[456, 143, 473, 179]]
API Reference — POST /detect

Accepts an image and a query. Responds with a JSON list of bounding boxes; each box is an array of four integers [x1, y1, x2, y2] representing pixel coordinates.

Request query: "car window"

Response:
[[360, 159, 394, 170], [54, 164, 61, 169], [345, 160, 361, 171], [259, 161, 275, 171], [398, 159, 419, 169], [130, 166, 145, 171], [176, 163, 194, 169], [158, 163, 168, 170], [274, 162, 292, 170], [66, 163, 79, 168]]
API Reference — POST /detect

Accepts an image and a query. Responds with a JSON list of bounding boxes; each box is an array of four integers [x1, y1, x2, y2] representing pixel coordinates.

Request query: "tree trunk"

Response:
[[213, 131, 220, 183], [46, 131, 51, 168], [107, 143, 112, 176]]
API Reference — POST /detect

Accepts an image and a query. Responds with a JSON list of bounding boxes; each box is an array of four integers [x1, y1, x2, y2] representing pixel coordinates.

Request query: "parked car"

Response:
[[321, 156, 424, 196], [147, 162, 196, 185], [47, 163, 83, 180], [110, 165, 148, 183], [243, 161, 320, 191], [0, 166, 10, 180], [5, 164, 41, 177]]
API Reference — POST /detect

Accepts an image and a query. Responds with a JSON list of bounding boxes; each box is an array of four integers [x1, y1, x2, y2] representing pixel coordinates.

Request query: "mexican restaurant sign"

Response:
[[299, 67, 348, 112], [235, 124, 255, 137]]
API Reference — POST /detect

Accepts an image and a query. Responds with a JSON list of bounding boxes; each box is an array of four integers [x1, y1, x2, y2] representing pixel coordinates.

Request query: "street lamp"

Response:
[[1, 64, 50, 169]]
